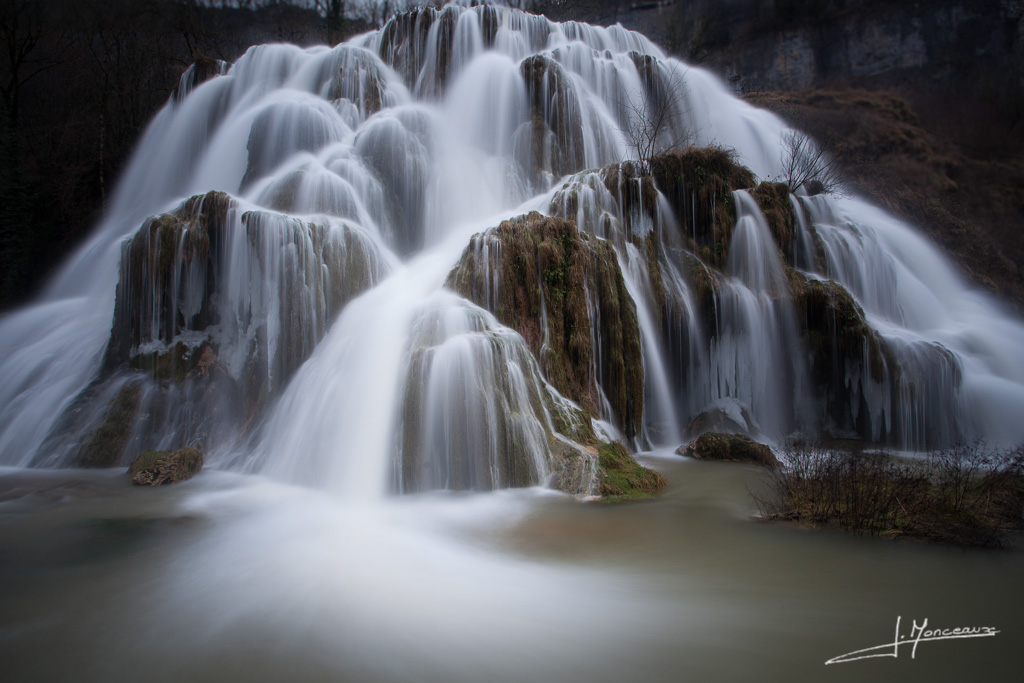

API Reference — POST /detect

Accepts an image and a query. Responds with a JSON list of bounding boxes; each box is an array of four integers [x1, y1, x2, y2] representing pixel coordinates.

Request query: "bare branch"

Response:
[[778, 130, 845, 196], [619, 58, 695, 171]]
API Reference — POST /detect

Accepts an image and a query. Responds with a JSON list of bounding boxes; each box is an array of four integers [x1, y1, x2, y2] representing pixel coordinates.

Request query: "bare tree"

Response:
[[779, 130, 844, 196], [621, 59, 694, 170]]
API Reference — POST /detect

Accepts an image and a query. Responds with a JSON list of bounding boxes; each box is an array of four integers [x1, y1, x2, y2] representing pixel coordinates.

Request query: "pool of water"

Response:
[[1, 452, 1019, 682]]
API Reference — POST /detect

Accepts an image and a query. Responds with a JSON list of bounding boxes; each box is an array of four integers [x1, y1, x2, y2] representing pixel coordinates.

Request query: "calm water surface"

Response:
[[1, 451, 1019, 682]]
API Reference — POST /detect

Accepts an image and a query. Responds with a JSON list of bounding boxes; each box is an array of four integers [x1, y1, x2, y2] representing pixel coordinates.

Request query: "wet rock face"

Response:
[[650, 0, 1022, 94], [106, 191, 233, 372], [59, 190, 385, 468], [679, 432, 779, 468], [377, 5, 460, 98], [683, 402, 757, 441], [326, 46, 391, 119], [128, 447, 204, 486], [518, 55, 585, 188], [397, 303, 550, 494], [447, 212, 645, 442], [107, 192, 380, 391]]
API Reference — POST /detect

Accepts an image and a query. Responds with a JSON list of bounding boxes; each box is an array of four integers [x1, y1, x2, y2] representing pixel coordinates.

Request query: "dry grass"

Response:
[[746, 88, 1024, 310], [753, 440, 1024, 548]]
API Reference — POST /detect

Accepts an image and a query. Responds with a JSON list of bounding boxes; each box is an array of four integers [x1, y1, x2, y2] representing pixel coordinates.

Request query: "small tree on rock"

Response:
[[779, 130, 844, 196], [621, 60, 695, 171]]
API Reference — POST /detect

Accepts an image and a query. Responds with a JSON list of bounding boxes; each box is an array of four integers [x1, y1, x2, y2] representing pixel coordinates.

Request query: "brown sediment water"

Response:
[[1, 452, 1019, 682]]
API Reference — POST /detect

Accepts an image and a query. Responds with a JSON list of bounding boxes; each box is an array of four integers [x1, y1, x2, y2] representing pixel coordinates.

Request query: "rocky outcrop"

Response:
[[600, 148, 757, 269], [397, 301, 551, 493], [682, 401, 758, 441], [519, 55, 585, 188], [447, 212, 644, 441], [52, 191, 384, 468], [326, 46, 392, 119], [105, 191, 233, 372], [128, 447, 204, 486], [789, 273, 897, 437], [107, 192, 380, 393], [679, 432, 779, 468], [443, 211, 667, 500], [377, 4, 467, 98]]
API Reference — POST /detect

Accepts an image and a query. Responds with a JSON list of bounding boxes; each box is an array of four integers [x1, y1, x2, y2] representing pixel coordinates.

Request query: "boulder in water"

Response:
[[128, 448, 203, 486], [687, 412, 739, 437], [679, 432, 779, 468]]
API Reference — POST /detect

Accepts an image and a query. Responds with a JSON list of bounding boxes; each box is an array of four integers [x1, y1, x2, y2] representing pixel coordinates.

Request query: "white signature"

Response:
[[826, 616, 1000, 665]]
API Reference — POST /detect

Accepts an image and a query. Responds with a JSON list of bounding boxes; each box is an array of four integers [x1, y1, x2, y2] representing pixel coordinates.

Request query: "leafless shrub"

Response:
[[753, 438, 1024, 547], [620, 61, 695, 171], [779, 130, 844, 196]]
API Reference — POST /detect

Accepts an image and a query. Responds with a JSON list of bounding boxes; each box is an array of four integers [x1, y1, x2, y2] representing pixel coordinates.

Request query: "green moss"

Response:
[[597, 441, 667, 502], [751, 181, 796, 261], [683, 432, 779, 468], [77, 382, 144, 468], [447, 212, 644, 441], [604, 147, 756, 269]]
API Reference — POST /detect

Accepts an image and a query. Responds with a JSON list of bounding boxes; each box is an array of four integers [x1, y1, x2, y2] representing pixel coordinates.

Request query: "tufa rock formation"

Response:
[[679, 432, 779, 468], [128, 447, 204, 486]]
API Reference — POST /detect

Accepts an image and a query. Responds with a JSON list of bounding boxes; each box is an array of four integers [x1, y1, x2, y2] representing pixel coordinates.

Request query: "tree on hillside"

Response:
[[0, 0, 74, 303]]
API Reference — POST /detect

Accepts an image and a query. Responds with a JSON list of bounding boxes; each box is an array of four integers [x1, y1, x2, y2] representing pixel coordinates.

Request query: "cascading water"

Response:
[[2, 2, 1024, 493]]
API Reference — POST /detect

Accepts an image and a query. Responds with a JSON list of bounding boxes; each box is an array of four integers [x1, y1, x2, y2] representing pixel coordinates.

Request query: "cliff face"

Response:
[[626, 0, 1023, 95]]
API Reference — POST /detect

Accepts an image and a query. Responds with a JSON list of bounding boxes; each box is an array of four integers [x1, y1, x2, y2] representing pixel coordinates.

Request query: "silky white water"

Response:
[[1, 3, 1023, 482]]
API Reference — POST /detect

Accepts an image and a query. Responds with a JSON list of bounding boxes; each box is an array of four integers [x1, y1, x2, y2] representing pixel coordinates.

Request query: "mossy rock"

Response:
[[679, 432, 779, 468], [127, 448, 204, 486], [378, 6, 457, 98], [789, 272, 907, 439], [792, 275, 891, 383], [598, 441, 667, 501], [76, 382, 144, 468], [447, 212, 644, 441], [682, 403, 756, 441], [519, 55, 585, 183], [751, 181, 797, 260], [648, 147, 756, 267]]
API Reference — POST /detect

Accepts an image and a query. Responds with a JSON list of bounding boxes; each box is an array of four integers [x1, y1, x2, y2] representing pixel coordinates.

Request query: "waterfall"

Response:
[[2, 3, 1023, 492]]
